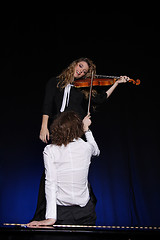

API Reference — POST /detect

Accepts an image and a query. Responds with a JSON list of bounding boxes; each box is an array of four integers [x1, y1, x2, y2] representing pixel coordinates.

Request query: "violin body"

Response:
[[74, 75, 140, 88], [74, 78, 116, 88]]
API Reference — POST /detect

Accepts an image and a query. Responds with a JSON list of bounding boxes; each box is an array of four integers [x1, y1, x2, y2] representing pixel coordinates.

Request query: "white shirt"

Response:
[[43, 130, 100, 220]]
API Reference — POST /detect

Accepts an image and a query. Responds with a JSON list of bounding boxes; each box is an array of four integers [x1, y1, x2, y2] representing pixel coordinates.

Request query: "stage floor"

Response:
[[1, 224, 160, 240]]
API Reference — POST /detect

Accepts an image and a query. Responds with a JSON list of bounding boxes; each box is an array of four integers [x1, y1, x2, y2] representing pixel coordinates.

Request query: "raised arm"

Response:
[[82, 114, 91, 132], [82, 114, 100, 156], [106, 75, 130, 98]]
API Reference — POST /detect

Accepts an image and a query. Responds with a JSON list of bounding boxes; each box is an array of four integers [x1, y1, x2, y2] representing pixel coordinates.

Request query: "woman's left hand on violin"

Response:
[[117, 76, 130, 84]]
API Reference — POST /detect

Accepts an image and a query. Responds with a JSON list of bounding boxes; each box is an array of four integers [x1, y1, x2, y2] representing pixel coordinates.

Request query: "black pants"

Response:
[[56, 199, 96, 225], [32, 171, 97, 223]]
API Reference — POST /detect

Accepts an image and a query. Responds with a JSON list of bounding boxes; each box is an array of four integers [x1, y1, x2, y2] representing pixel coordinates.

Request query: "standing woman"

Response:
[[40, 57, 129, 143], [40, 57, 96, 144], [32, 57, 129, 221]]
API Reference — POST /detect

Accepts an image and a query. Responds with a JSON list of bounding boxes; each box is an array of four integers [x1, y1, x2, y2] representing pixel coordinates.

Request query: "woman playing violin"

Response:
[[40, 57, 130, 143], [31, 57, 130, 222]]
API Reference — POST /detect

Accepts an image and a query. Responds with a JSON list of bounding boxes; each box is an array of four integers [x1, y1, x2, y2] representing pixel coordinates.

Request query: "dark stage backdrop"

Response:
[[1, 9, 160, 226]]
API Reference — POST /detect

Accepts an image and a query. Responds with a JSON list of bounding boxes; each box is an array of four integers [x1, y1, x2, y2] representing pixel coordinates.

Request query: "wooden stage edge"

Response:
[[1, 223, 160, 240], [2, 223, 160, 230]]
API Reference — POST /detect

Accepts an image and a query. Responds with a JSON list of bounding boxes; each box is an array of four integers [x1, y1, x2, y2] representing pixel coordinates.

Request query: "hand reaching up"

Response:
[[83, 114, 91, 132]]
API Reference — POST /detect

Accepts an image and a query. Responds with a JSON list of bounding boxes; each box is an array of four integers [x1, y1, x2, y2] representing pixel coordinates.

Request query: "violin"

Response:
[[74, 75, 140, 88], [74, 73, 141, 114]]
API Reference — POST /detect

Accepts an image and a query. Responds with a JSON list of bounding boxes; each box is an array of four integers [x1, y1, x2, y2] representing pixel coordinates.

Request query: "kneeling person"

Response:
[[27, 111, 100, 226]]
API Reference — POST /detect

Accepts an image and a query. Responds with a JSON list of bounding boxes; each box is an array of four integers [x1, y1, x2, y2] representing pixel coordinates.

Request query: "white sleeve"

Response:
[[43, 146, 57, 220], [85, 130, 100, 156]]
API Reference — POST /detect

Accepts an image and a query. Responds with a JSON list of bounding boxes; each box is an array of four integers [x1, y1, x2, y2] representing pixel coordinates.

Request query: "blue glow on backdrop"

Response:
[[1, 102, 160, 226]]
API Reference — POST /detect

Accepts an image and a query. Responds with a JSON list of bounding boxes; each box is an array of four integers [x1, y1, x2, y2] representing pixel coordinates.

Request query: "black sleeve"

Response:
[[42, 77, 58, 116], [91, 90, 108, 104]]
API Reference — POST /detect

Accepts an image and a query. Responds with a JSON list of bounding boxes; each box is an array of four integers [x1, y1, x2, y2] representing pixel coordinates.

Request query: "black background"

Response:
[[1, 5, 160, 225]]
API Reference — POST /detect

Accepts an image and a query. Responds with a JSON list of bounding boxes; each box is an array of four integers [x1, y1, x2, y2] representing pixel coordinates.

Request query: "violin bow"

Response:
[[87, 71, 94, 115]]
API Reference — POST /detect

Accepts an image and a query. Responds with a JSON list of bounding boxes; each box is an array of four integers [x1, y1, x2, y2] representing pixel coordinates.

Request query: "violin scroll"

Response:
[[128, 79, 141, 85]]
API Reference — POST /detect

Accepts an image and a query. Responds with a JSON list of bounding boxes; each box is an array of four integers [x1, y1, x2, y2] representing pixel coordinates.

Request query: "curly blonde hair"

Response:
[[57, 57, 96, 89]]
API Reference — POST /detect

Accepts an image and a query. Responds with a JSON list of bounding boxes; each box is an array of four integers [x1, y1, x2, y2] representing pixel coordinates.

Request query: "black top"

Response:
[[42, 77, 107, 119]]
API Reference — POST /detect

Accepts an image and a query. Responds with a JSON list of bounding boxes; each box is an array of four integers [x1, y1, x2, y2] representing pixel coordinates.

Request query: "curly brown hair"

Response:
[[50, 111, 84, 146], [57, 57, 96, 89]]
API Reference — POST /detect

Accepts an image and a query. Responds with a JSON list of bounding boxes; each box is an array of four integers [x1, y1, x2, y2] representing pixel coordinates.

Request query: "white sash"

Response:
[[60, 84, 73, 112]]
